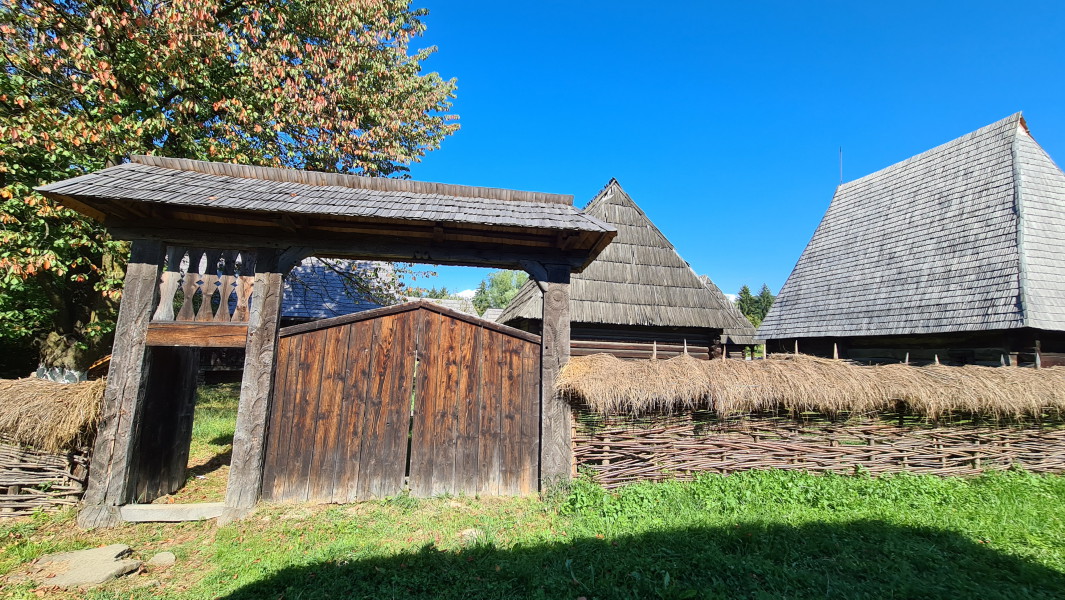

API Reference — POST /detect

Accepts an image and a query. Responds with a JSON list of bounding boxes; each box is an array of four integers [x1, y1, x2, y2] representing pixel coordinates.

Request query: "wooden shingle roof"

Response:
[[281, 259, 386, 320], [36, 156, 616, 271], [759, 113, 1065, 340], [499, 180, 758, 338]]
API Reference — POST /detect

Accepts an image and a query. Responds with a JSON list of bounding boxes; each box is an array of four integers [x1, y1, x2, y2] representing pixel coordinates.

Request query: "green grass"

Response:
[[152, 383, 239, 504], [3, 384, 1065, 598], [2, 470, 1064, 599]]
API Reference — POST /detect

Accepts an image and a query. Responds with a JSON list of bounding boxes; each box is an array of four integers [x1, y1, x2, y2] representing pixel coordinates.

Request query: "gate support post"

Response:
[[78, 240, 165, 529], [221, 247, 307, 523], [531, 262, 572, 488]]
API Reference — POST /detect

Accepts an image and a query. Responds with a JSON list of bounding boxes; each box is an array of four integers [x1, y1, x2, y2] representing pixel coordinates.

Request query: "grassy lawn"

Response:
[[2, 385, 1064, 598]]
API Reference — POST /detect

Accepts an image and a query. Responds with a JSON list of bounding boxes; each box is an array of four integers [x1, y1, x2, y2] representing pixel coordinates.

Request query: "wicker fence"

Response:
[[573, 410, 1065, 488], [0, 436, 89, 516]]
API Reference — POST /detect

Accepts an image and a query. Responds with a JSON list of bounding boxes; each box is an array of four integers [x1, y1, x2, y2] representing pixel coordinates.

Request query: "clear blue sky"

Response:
[[401, 1, 1065, 297]]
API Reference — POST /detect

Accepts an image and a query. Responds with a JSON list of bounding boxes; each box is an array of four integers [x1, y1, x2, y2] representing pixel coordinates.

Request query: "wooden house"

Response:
[[759, 114, 1065, 366], [499, 180, 757, 359]]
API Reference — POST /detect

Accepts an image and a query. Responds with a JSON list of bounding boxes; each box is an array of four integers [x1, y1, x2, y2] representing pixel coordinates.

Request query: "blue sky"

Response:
[[401, 1, 1065, 297]]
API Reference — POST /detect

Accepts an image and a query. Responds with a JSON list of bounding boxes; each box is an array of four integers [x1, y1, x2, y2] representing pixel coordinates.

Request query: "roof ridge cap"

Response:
[[127, 155, 575, 206]]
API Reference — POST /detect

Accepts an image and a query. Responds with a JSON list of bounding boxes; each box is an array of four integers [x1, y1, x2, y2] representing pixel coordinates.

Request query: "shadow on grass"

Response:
[[219, 519, 1065, 599], [187, 448, 232, 479]]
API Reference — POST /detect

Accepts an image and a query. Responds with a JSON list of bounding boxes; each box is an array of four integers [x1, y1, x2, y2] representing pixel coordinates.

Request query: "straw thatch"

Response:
[[500, 180, 755, 337], [0, 378, 105, 453], [558, 353, 1065, 419]]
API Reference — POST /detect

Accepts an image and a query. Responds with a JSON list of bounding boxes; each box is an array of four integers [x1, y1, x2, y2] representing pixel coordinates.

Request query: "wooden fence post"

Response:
[[78, 240, 164, 529], [220, 248, 303, 523]]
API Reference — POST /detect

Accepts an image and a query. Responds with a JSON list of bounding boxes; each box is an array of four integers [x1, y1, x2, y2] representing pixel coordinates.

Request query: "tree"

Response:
[[756, 284, 776, 324], [0, 0, 458, 374], [736, 283, 775, 328], [736, 285, 759, 326], [472, 270, 528, 315]]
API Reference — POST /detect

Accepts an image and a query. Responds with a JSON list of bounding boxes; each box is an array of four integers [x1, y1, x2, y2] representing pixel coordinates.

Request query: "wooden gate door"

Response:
[[262, 301, 541, 503]]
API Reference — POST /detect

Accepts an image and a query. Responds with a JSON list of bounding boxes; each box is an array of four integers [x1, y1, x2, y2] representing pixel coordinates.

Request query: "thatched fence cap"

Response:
[[0, 378, 104, 453], [558, 353, 1065, 419]]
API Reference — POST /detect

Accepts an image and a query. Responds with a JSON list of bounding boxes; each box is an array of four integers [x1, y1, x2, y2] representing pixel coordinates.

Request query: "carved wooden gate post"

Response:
[[221, 247, 306, 523], [78, 240, 165, 529], [531, 263, 572, 487]]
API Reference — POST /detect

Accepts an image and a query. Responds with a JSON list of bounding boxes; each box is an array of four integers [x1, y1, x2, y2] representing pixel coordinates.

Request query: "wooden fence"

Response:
[[573, 411, 1065, 488], [0, 436, 89, 516]]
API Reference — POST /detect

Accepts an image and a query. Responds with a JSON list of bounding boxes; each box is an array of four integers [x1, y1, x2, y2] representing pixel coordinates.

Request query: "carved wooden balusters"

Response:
[[152, 247, 257, 323]]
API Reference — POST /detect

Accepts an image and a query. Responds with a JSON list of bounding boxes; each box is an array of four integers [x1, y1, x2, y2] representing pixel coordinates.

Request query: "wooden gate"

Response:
[[262, 301, 541, 503]]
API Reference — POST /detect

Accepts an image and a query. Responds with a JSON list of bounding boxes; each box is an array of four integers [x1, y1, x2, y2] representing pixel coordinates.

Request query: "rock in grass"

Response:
[[23, 544, 142, 588], [147, 552, 176, 568]]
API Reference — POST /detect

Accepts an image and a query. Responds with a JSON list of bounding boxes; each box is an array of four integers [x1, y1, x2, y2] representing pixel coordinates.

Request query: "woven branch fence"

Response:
[[0, 436, 89, 516], [573, 411, 1065, 489]]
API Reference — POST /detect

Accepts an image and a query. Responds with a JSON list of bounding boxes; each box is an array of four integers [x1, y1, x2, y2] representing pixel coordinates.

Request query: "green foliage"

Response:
[[736, 283, 775, 327], [471, 270, 528, 315], [0, 0, 458, 370]]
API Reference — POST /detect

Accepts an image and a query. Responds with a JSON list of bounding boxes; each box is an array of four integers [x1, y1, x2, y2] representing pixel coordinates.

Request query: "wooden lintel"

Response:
[[146, 322, 249, 348]]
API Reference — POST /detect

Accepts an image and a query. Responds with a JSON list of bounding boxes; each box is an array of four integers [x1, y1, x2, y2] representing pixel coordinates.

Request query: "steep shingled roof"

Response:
[[499, 180, 757, 340], [759, 113, 1065, 340], [281, 259, 387, 320]]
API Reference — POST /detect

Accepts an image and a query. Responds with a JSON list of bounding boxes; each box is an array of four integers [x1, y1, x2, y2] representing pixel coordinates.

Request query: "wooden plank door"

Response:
[[408, 311, 541, 496], [262, 310, 416, 502]]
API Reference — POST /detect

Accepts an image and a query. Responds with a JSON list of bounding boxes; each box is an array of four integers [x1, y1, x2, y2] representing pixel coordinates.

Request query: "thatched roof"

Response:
[[499, 180, 753, 335], [698, 276, 758, 345], [559, 353, 1065, 418], [0, 378, 104, 453], [760, 113, 1065, 341]]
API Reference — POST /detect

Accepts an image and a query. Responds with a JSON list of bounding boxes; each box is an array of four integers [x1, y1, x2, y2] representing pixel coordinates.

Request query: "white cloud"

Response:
[[456, 289, 476, 299], [724, 293, 738, 303]]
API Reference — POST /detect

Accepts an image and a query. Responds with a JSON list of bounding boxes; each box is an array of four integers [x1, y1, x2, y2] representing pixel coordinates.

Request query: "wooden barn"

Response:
[[35, 156, 617, 527], [759, 113, 1065, 366], [499, 180, 757, 359]]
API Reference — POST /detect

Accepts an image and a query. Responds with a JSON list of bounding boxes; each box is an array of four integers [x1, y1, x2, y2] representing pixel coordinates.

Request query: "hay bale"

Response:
[[0, 378, 105, 453], [558, 353, 1065, 419]]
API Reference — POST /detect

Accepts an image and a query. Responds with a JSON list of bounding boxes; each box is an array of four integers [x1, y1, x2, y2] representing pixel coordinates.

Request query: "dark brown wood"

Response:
[[333, 319, 376, 502], [519, 342, 541, 495], [539, 268, 572, 486], [357, 313, 406, 499], [145, 323, 249, 347], [456, 325, 483, 495], [286, 329, 327, 501], [78, 240, 164, 529], [221, 247, 290, 523], [260, 334, 301, 500], [280, 298, 540, 343], [128, 347, 199, 503], [265, 304, 542, 503], [478, 325, 502, 496]]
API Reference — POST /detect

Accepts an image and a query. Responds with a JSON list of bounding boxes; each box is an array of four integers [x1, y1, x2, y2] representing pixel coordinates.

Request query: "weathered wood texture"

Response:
[[574, 411, 1065, 488], [264, 305, 541, 503], [145, 323, 248, 348], [221, 249, 287, 522], [570, 340, 712, 360], [539, 276, 572, 486], [0, 437, 88, 517], [152, 247, 257, 323], [78, 240, 164, 529], [127, 347, 199, 503]]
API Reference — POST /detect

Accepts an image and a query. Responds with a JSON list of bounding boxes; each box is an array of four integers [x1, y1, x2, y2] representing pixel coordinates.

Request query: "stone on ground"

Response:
[[23, 544, 142, 588]]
